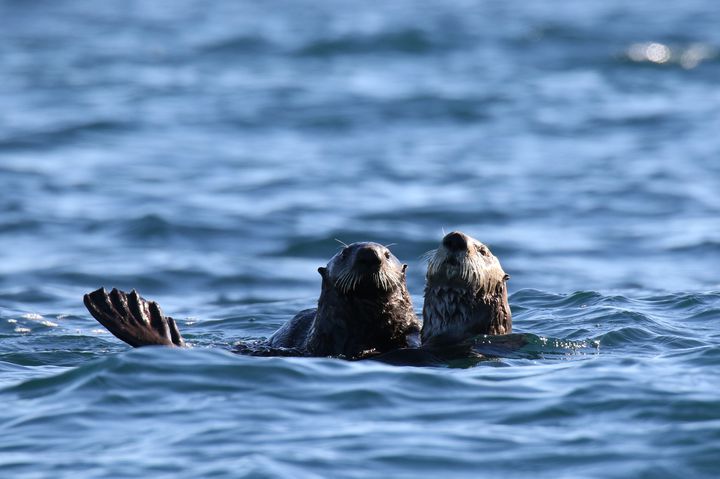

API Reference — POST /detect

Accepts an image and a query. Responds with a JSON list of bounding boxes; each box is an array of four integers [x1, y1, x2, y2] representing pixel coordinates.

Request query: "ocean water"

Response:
[[1, 0, 720, 477]]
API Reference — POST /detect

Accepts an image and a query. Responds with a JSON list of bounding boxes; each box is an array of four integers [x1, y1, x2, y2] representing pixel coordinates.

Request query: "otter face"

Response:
[[425, 231, 507, 293], [319, 242, 407, 296]]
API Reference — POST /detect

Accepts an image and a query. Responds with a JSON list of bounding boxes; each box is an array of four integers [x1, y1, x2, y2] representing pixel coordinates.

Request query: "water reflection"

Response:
[[626, 41, 717, 69]]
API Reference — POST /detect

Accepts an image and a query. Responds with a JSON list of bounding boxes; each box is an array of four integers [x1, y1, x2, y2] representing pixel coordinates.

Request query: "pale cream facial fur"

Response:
[[421, 231, 512, 344], [424, 237, 506, 296]]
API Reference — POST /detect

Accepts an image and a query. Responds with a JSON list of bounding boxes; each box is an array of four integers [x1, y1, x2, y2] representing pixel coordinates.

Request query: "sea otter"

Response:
[[83, 242, 420, 359], [371, 231, 516, 365], [421, 231, 511, 347]]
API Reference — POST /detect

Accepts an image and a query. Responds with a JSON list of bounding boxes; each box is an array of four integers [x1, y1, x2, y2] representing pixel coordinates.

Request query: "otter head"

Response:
[[422, 231, 511, 346], [311, 242, 419, 358], [425, 231, 508, 291], [319, 242, 407, 298]]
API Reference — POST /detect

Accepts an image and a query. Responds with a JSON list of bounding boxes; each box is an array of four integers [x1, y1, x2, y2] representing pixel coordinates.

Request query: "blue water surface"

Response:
[[1, 1, 719, 478]]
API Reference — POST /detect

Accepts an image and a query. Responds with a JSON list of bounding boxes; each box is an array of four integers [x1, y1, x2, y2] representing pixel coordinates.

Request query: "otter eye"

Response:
[[384, 251, 390, 259], [340, 248, 348, 259], [476, 245, 488, 256]]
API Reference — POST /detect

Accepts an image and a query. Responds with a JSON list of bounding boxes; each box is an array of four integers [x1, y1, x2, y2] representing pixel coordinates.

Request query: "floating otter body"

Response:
[[373, 231, 516, 365], [84, 242, 420, 360], [84, 233, 516, 364], [422, 231, 511, 347]]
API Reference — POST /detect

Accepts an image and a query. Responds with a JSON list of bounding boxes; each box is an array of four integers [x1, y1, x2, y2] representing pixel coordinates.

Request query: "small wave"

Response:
[[636, 291, 719, 310], [242, 93, 499, 132], [0, 288, 60, 304], [510, 290, 720, 355], [198, 35, 274, 55], [597, 325, 659, 346], [0, 219, 44, 234], [295, 29, 446, 57], [0, 348, 289, 399], [688, 307, 720, 321], [511, 289, 607, 309], [666, 240, 720, 254], [0, 119, 132, 150], [273, 236, 351, 258], [34, 270, 167, 293], [359, 205, 512, 226], [660, 345, 720, 366], [472, 333, 598, 360], [118, 213, 231, 241]]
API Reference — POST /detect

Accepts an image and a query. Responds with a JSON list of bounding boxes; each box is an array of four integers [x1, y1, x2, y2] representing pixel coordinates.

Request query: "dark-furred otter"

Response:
[[421, 231, 511, 347], [84, 242, 420, 359]]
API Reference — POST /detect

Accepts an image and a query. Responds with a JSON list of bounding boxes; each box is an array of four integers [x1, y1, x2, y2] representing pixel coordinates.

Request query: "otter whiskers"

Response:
[[334, 268, 402, 295]]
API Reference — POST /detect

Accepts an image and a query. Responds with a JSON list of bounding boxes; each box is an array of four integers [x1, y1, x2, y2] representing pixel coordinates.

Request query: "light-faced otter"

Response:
[[84, 242, 420, 360], [372, 231, 515, 365], [421, 231, 511, 347]]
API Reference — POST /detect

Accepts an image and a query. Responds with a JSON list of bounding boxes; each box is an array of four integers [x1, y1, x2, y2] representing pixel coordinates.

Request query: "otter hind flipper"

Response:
[[83, 287, 185, 348]]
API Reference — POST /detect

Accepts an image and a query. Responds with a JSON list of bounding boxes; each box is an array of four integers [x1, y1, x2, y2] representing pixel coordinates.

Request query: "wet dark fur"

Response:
[[267, 243, 419, 358], [421, 231, 511, 348], [83, 242, 420, 360]]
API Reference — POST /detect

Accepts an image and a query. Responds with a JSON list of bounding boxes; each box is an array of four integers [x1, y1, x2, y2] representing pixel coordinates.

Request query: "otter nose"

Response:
[[443, 232, 468, 252], [355, 246, 382, 267]]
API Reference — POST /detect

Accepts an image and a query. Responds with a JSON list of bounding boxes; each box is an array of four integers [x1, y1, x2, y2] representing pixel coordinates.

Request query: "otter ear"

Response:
[[503, 274, 510, 281], [402, 264, 408, 274], [318, 267, 328, 279]]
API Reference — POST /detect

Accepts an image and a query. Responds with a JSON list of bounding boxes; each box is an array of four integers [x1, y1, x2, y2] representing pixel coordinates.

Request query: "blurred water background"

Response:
[[1, 1, 719, 477]]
